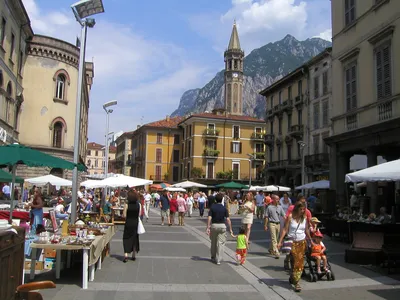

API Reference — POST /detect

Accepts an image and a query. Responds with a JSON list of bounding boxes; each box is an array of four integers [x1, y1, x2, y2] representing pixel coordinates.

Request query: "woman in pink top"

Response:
[[169, 193, 178, 226], [177, 193, 187, 226]]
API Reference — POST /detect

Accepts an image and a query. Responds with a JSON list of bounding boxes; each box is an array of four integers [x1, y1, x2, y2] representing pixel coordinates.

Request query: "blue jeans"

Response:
[[31, 208, 43, 234], [55, 213, 69, 220], [199, 202, 205, 217]]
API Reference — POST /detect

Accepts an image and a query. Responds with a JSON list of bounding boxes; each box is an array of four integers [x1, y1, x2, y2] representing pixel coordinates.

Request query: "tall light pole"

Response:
[[103, 101, 117, 178], [247, 153, 255, 187], [298, 141, 306, 195], [70, 0, 105, 223]]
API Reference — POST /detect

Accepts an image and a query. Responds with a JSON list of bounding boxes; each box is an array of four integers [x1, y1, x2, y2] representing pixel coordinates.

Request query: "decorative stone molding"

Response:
[[27, 35, 80, 68], [50, 117, 68, 133]]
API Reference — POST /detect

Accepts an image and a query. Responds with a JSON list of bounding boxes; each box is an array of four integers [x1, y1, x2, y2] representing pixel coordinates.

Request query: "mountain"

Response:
[[171, 34, 331, 118]]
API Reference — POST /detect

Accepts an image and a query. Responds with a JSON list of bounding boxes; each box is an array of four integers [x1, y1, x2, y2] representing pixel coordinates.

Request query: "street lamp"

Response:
[[70, 0, 105, 224], [247, 153, 255, 187], [103, 100, 117, 180], [298, 141, 306, 195]]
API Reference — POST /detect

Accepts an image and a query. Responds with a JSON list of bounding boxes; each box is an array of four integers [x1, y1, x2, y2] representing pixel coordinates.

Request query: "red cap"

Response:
[[314, 231, 323, 238]]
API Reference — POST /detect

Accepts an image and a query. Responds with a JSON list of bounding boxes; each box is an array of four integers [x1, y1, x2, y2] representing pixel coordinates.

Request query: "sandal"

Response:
[[295, 284, 301, 292]]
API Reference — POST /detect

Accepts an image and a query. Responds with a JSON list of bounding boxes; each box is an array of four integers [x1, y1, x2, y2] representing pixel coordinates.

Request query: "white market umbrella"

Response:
[[80, 179, 104, 188], [172, 180, 207, 188], [345, 159, 400, 182], [247, 185, 263, 191], [99, 174, 153, 188], [165, 187, 186, 192], [25, 174, 72, 186], [295, 180, 330, 190], [263, 185, 291, 192]]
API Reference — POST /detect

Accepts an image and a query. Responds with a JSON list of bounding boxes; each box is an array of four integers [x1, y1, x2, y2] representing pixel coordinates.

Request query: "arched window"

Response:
[[55, 74, 66, 99], [5, 82, 12, 123], [6, 82, 12, 97], [53, 121, 63, 148]]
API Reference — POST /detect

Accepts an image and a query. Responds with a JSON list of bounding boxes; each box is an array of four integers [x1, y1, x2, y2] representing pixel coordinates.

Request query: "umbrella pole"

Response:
[[9, 165, 17, 222]]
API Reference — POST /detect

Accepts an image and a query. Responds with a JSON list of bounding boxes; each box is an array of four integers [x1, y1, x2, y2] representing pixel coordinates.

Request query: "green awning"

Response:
[[0, 169, 24, 184], [0, 144, 86, 171], [215, 181, 249, 189]]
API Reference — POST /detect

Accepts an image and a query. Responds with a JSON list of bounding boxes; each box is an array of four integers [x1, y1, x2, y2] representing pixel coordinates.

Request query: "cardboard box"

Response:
[[44, 258, 56, 270], [25, 261, 44, 270], [45, 249, 57, 258]]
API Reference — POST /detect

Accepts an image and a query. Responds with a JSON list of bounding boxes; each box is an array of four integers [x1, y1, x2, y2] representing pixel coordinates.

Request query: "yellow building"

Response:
[[131, 116, 183, 182], [178, 110, 265, 184], [260, 66, 309, 187], [326, 0, 400, 211], [17, 35, 93, 179], [0, 0, 33, 145]]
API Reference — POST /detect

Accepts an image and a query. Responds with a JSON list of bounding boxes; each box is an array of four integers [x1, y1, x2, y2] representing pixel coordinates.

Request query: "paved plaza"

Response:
[[32, 208, 400, 300]]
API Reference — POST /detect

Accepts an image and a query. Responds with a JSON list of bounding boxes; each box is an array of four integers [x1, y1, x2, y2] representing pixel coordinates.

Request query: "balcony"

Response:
[[281, 99, 293, 112], [203, 148, 219, 158], [264, 134, 275, 146], [273, 104, 283, 116], [203, 128, 220, 138], [275, 135, 283, 145], [251, 132, 264, 141], [252, 152, 265, 160], [288, 124, 304, 138], [287, 158, 301, 168], [126, 160, 132, 166], [295, 94, 304, 106], [305, 153, 329, 167], [267, 160, 288, 170], [149, 174, 162, 181], [266, 109, 274, 120]]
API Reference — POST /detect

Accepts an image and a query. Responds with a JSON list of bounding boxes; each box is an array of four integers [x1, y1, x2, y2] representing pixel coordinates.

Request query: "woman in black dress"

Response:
[[122, 191, 140, 263]]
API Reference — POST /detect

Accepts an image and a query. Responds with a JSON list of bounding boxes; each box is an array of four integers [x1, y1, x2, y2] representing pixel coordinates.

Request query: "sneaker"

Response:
[[161, 223, 164, 226], [216, 261, 221, 265]]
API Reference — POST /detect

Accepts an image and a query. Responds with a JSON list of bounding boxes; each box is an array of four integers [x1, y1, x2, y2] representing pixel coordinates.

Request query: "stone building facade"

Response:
[[326, 0, 400, 213]]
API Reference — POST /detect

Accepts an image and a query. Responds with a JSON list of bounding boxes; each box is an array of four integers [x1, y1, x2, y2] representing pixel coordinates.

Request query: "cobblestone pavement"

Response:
[[32, 208, 400, 300]]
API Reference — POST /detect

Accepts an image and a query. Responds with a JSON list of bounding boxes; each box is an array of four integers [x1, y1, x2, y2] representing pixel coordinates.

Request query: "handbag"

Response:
[[137, 203, 145, 235], [281, 218, 301, 253]]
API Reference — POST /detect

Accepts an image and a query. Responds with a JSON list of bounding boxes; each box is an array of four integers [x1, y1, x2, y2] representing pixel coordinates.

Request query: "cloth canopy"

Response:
[[295, 180, 330, 190], [215, 181, 248, 189], [150, 183, 171, 190], [25, 174, 72, 186], [345, 159, 400, 182], [0, 169, 24, 184], [263, 185, 291, 192], [98, 174, 152, 188], [80, 179, 104, 188], [172, 180, 207, 188], [165, 187, 186, 192]]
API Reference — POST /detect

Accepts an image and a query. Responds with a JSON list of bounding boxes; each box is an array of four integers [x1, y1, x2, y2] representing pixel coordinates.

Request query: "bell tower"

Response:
[[224, 21, 244, 115]]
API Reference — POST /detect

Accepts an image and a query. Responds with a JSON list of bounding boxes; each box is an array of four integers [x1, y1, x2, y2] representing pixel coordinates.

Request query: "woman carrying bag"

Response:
[[122, 190, 143, 263]]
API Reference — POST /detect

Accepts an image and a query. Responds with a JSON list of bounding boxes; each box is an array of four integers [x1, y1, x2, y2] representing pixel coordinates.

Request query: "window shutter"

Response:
[[383, 45, 391, 98], [351, 65, 357, 109], [230, 142, 233, 153], [239, 143, 242, 154], [376, 48, 383, 99], [345, 68, 351, 110]]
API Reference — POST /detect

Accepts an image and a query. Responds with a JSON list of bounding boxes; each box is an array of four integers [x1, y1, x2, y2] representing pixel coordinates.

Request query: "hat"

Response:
[[310, 217, 321, 223], [314, 231, 323, 238], [111, 191, 114, 196]]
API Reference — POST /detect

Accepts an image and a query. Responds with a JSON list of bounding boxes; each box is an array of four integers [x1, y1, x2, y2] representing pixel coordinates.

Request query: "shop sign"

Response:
[[0, 127, 7, 143], [316, 175, 329, 181]]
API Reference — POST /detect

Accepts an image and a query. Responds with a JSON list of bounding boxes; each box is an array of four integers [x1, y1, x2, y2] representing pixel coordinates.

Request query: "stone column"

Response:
[[366, 148, 378, 214], [329, 144, 350, 208]]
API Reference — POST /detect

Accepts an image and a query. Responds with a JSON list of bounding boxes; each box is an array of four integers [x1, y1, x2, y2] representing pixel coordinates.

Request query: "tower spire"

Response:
[[228, 21, 241, 50]]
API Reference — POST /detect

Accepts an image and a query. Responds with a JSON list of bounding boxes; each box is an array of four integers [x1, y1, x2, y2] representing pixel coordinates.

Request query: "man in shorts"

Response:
[[159, 191, 170, 226]]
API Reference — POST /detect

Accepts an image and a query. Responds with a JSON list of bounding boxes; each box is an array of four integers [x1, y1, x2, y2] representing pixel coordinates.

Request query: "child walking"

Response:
[[235, 227, 249, 265]]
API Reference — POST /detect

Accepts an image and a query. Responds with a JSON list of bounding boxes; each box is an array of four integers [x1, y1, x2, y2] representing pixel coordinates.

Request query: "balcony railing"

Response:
[[264, 134, 275, 145], [203, 148, 219, 158], [305, 153, 329, 166], [295, 94, 304, 105], [282, 99, 293, 111], [288, 124, 304, 137], [346, 114, 357, 131], [251, 132, 264, 141], [267, 160, 288, 169], [203, 128, 220, 137], [149, 175, 162, 181], [266, 109, 274, 119], [126, 160, 132, 166], [252, 152, 265, 160], [378, 101, 392, 121]]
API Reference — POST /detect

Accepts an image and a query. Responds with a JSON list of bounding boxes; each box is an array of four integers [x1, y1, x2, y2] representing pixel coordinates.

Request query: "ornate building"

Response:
[[17, 35, 94, 179], [0, 0, 33, 145], [224, 21, 244, 115]]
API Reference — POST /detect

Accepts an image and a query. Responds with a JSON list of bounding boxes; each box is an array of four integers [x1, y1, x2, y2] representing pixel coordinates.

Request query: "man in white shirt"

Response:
[[144, 192, 152, 221], [2, 183, 10, 200]]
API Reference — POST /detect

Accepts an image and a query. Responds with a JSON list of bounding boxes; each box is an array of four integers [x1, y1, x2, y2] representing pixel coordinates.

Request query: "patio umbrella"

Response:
[[215, 181, 248, 190], [295, 180, 330, 190], [0, 143, 86, 220], [172, 180, 207, 188], [150, 183, 171, 190], [25, 174, 72, 187], [98, 174, 153, 188], [80, 179, 104, 188], [0, 169, 24, 184]]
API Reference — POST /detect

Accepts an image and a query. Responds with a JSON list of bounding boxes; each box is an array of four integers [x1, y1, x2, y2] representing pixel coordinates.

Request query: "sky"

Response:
[[22, 0, 332, 144]]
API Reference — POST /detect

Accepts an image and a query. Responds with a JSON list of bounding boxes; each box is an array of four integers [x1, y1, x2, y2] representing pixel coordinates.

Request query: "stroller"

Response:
[[303, 238, 335, 282]]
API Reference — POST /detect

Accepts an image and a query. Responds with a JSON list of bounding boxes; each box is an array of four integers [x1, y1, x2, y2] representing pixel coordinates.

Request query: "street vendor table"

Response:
[[0, 210, 50, 222], [29, 225, 115, 289]]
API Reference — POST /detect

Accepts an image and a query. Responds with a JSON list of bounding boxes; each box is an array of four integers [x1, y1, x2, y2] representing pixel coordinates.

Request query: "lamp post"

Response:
[[70, 0, 104, 223], [298, 141, 306, 195], [103, 100, 117, 179], [247, 153, 255, 187]]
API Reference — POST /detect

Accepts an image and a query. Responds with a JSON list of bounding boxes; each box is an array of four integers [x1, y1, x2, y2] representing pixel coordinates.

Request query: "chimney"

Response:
[[166, 115, 170, 121]]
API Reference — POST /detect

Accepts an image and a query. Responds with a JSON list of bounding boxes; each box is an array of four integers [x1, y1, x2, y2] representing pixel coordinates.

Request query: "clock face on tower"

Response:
[[232, 72, 238, 78]]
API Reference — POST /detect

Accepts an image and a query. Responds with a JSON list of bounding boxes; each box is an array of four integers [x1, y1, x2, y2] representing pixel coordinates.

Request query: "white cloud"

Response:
[[22, 0, 209, 142], [314, 29, 332, 41], [189, 0, 331, 52]]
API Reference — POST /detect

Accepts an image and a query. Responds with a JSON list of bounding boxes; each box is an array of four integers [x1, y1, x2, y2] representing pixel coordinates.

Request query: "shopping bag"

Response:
[[137, 218, 145, 234]]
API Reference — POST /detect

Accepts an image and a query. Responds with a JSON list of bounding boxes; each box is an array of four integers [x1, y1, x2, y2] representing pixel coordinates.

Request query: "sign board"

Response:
[[49, 210, 59, 233]]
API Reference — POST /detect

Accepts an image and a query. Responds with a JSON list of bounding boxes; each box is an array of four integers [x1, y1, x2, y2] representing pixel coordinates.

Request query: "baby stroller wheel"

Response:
[[308, 273, 313, 282], [330, 271, 335, 281], [313, 274, 318, 282]]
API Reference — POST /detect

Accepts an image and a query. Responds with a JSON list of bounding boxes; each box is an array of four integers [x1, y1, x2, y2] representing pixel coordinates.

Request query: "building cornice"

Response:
[[27, 35, 80, 68]]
